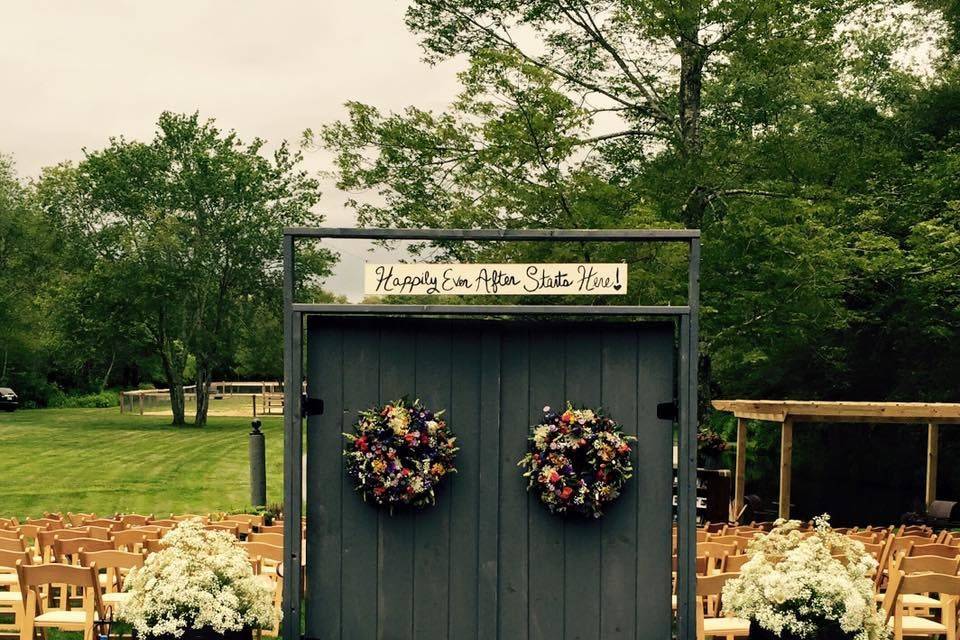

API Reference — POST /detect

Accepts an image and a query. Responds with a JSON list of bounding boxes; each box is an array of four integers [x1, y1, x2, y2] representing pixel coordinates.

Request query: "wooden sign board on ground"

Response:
[[364, 263, 627, 296]]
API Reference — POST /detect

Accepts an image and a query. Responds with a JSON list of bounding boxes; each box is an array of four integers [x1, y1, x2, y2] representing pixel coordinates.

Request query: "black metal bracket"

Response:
[[657, 400, 678, 421], [301, 394, 324, 416]]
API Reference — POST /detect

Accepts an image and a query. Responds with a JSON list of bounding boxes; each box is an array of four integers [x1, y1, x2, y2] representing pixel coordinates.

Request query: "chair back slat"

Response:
[[908, 543, 960, 558], [898, 554, 960, 575], [248, 532, 283, 545]]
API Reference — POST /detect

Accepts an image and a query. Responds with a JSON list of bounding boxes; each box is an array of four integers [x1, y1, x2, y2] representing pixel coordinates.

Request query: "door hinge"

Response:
[[657, 400, 678, 420], [301, 394, 324, 416]]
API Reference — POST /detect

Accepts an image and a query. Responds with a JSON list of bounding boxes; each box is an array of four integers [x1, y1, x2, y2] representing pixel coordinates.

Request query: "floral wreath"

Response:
[[518, 403, 635, 518], [343, 398, 458, 510]]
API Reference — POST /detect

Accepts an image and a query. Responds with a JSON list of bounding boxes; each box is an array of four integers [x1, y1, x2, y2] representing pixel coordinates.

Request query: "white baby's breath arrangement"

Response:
[[119, 520, 278, 637], [722, 516, 888, 640]]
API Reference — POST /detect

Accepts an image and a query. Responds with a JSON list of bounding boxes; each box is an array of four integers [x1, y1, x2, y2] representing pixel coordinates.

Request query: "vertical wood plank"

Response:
[[779, 419, 793, 520], [477, 328, 501, 640], [634, 324, 675, 640], [733, 418, 748, 523], [448, 327, 482, 640], [527, 327, 565, 640], [377, 326, 416, 640], [340, 324, 380, 640], [599, 327, 639, 640], [499, 327, 530, 640], [563, 327, 602, 640], [926, 423, 939, 509], [305, 318, 343, 639], [413, 327, 453, 640]]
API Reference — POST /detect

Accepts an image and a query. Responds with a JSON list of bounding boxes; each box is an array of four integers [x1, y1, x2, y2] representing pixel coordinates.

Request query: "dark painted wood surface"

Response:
[[306, 317, 674, 640]]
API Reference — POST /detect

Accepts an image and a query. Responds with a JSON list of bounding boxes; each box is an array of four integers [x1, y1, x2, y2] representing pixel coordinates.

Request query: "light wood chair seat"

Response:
[[890, 615, 947, 635], [703, 616, 751, 637], [0, 572, 17, 585], [34, 609, 100, 625], [874, 592, 940, 607], [0, 591, 21, 603], [101, 591, 131, 606]]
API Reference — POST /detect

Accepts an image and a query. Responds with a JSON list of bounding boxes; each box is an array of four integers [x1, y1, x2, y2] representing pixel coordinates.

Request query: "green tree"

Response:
[[40, 112, 332, 425], [314, 0, 932, 412], [0, 156, 55, 400]]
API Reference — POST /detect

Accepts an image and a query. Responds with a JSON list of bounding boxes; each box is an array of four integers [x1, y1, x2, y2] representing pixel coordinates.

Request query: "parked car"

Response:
[[0, 388, 18, 412]]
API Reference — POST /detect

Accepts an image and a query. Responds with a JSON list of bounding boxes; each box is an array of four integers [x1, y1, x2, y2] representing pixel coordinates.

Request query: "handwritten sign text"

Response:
[[364, 263, 628, 296]]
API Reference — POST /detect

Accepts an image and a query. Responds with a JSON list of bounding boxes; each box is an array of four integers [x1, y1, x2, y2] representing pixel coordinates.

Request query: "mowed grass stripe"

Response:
[[0, 408, 284, 518]]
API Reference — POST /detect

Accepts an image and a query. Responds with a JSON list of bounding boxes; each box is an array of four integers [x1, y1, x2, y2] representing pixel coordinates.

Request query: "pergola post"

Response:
[[733, 418, 748, 522], [779, 418, 793, 520], [926, 423, 939, 509]]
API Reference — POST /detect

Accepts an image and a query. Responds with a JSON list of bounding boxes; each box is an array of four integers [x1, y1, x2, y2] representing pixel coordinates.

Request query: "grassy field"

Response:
[[0, 408, 284, 518]]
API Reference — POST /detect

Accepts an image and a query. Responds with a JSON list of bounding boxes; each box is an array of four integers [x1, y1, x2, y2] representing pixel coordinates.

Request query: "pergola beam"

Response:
[[713, 400, 960, 524], [779, 419, 793, 520], [926, 423, 939, 509]]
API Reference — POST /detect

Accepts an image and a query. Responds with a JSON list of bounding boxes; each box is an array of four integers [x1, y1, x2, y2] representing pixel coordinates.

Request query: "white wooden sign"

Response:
[[364, 263, 627, 296]]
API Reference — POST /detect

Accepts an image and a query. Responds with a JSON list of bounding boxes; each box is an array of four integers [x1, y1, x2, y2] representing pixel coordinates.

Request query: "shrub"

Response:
[[119, 520, 277, 637], [48, 390, 119, 408]]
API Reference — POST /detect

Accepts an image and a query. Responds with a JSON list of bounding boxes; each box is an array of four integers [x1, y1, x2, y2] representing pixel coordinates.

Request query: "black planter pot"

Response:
[[150, 628, 253, 640], [749, 622, 853, 640]]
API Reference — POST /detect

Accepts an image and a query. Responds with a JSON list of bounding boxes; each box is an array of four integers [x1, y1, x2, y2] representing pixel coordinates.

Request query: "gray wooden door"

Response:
[[305, 316, 675, 640]]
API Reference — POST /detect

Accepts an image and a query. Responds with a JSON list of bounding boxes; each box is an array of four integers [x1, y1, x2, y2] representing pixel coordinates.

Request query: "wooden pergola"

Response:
[[711, 400, 960, 520]]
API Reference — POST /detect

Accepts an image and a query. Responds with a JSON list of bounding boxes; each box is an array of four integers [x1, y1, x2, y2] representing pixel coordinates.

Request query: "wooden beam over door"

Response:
[[779, 419, 793, 520]]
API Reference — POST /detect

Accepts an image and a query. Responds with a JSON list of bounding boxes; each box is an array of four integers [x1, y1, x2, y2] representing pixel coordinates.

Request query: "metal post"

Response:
[[676, 237, 700, 640], [249, 419, 266, 507], [282, 235, 304, 640]]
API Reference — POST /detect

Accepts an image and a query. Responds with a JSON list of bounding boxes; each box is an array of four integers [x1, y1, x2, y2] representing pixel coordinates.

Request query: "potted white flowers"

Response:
[[722, 516, 888, 640], [119, 520, 278, 640]]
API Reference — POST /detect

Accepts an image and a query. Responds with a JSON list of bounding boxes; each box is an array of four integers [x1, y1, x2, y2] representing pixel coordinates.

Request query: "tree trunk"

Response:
[[194, 363, 212, 427], [169, 382, 186, 426], [159, 343, 187, 426], [677, 8, 707, 229], [100, 348, 116, 392]]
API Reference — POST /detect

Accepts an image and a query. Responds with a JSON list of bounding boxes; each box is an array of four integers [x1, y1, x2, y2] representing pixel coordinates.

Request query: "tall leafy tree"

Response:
[[40, 112, 332, 425], [315, 0, 930, 412]]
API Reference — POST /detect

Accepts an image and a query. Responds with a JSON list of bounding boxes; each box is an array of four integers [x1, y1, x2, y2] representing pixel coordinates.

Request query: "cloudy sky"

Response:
[[1, 1, 463, 298]]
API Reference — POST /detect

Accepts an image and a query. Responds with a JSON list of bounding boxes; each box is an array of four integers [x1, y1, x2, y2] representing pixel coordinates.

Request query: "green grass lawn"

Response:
[[0, 408, 284, 518]]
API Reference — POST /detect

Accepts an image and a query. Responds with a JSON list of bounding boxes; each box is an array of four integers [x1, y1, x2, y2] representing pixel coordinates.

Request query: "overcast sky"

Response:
[[1, 1, 463, 298]]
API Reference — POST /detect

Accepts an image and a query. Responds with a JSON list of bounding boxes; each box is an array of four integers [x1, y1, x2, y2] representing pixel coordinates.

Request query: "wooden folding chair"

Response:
[[83, 520, 121, 532], [909, 543, 960, 559], [247, 532, 283, 546], [118, 514, 153, 528], [78, 549, 144, 610], [111, 530, 148, 552], [884, 569, 960, 640], [23, 519, 59, 531], [144, 539, 167, 555], [695, 572, 751, 639], [145, 519, 178, 529], [66, 514, 95, 528], [171, 514, 209, 523], [204, 523, 239, 537], [706, 535, 751, 554], [16, 562, 105, 640], [725, 554, 751, 573], [0, 550, 30, 634], [258, 524, 284, 535], [697, 543, 736, 575], [239, 542, 282, 637], [0, 537, 28, 554], [51, 538, 113, 609], [37, 530, 90, 563]]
